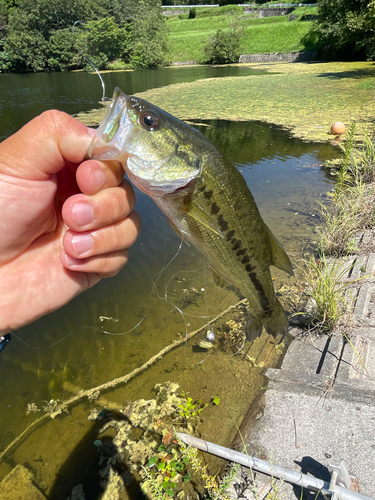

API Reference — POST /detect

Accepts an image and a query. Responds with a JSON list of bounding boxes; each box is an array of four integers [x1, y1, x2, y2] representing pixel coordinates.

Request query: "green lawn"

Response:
[[167, 10, 315, 62]]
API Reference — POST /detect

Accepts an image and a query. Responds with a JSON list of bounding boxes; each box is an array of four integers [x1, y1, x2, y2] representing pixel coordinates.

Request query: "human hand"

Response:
[[0, 111, 141, 333]]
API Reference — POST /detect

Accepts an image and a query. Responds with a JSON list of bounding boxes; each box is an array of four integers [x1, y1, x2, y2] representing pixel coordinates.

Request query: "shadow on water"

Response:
[[316, 64, 375, 80], [47, 412, 145, 500], [47, 421, 102, 499]]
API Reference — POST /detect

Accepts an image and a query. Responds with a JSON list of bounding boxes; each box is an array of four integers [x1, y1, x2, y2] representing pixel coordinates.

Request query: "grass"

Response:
[[166, 6, 315, 62], [357, 78, 375, 90], [318, 123, 375, 256], [266, 0, 317, 3], [303, 125, 375, 332], [303, 253, 353, 332]]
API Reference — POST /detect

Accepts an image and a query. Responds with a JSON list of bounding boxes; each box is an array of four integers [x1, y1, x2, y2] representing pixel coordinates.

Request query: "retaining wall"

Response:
[[239, 51, 317, 63], [243, 8, 294, 17]]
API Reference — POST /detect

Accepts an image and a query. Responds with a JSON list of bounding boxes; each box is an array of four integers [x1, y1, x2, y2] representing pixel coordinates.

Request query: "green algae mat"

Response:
[[138, 61, 375, 142], [79, 61, 375, 143]]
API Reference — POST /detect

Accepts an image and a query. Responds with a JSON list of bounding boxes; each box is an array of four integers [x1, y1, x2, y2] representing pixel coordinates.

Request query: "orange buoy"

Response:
[[330, 122, 345, 135]]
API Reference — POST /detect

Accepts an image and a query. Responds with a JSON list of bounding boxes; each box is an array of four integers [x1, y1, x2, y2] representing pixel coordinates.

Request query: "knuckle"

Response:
[[38, 109, 72, 133], [100, 250, 129, 276]]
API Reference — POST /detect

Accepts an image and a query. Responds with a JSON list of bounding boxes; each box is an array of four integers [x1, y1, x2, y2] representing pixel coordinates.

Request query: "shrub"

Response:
[[188, 7, 196, 19], [204, 25, 243, 64]]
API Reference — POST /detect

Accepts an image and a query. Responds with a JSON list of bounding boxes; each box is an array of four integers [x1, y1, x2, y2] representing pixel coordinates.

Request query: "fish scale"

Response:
[[88, 88, 294, 342], [163, 157, 277, 317]]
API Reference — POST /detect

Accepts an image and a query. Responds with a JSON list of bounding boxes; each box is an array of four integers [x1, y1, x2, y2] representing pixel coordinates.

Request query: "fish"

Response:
[[87, 87, 294, 342]]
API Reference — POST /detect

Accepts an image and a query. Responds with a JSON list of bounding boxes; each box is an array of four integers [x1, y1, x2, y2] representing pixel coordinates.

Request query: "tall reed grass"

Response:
[[318, 122, 375, 257], [304, 123, 375, 332]]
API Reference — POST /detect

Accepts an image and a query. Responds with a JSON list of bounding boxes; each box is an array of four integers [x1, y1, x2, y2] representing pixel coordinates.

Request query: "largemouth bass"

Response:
[[88, 88, 294, 341]]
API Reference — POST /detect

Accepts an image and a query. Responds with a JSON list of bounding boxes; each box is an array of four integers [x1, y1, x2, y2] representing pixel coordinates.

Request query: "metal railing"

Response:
[[178, 433, 375, 500], [161, 4, 219, 7], [161, 3, 316, 7], [238, 3, 316, 7]]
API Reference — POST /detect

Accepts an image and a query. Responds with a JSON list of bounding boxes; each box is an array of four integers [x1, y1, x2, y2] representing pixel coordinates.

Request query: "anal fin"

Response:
[[211, 267, 230, 289], [265, 225, 294, 276]]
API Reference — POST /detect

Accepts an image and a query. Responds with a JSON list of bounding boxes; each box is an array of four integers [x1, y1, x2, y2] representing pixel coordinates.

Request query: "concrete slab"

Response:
[[353, 284, 372, 326], [230, 388, 375, 499], [229, 250, 375, 500], [0, 464, 47, 500], [338, 334, 375, 386], [281, 331, 344, 378]]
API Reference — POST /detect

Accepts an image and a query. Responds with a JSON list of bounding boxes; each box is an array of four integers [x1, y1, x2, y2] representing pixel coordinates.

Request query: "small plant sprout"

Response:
[[146, 439, 191, 498], [178, 391, 220, 422]]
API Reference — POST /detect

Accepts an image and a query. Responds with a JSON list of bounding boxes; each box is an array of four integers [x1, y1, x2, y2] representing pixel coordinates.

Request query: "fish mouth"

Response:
[[87, 88, 133, 162], [87, 87, 202, 196]]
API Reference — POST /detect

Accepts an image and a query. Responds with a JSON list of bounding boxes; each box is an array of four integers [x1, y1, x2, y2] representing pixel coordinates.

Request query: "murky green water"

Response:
[[0, 65, 269, 140], [0, 69, 339, 498]]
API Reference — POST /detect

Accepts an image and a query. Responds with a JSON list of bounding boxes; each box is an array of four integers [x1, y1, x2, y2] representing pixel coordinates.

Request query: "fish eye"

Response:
[[139, 112, 160, 130]]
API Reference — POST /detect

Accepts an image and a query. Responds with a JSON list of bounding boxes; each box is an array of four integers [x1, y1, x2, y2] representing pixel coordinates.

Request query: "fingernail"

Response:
[[63, 251, 80, 267], [91, 169, 106, 191], [87, 127, 97, 137], [72, 203, 94, 226], [71, 233, 94, 255]]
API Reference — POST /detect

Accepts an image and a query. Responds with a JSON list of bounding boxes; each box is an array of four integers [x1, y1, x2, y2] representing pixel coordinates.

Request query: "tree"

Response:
[[5, 29, 47, 71], [85, 17, 130, 69], [47, 28, 83, 70], [0, 0, 170, 72], [0, 0, 7, 26], [315, 0, 375, 61], [8, 0, 104, 38], [128, 0, 169, 69]]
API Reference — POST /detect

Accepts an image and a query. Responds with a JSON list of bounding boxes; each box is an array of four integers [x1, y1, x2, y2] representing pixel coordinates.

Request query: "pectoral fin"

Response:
[[167, 217, 190, 246], [265, 226, 294, 276], [211, 267, 230, 289], [186, 202, 224, 238]]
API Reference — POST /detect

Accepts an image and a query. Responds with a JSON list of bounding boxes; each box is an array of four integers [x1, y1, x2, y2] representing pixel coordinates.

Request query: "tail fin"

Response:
[[246, 301, 289, 342]]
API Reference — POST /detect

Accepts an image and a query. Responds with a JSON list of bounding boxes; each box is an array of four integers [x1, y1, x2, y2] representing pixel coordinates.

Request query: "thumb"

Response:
[[0, 110, 94, 180]]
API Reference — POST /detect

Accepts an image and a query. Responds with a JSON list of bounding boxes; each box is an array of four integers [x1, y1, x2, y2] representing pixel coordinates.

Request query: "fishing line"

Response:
[[11, 220, 185, 350], [72, 20, 111, 102]]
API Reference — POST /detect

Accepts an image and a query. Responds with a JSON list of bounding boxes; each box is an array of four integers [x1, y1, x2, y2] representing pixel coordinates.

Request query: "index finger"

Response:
[[0, 110, 92, 180]]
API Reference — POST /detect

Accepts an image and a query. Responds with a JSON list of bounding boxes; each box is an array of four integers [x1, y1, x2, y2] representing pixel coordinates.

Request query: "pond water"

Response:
[[0, 65, 269, 141], [0, 68, 339, 497]]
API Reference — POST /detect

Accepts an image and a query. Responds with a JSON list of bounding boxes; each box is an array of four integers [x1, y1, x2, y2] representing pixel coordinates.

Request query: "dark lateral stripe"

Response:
[[246, 263, 256, 273], [204, 190, 213, 200], [217, 214, 228, 232], [226, 229, 235, 241], [211, 202, 220, 215], [232, 239, 242, 251], [249, 272, 272, 316]]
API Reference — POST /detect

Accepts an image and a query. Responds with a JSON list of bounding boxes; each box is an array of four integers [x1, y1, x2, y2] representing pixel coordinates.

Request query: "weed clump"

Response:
[[319, 122, 375, 257], [302, 122, 375, 332], [303, 253, 353, 332]]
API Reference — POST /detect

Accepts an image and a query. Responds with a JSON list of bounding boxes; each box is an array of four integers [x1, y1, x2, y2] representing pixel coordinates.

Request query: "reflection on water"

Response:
[[0, 66, 269, 141], [0, 112, 339, 495]]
